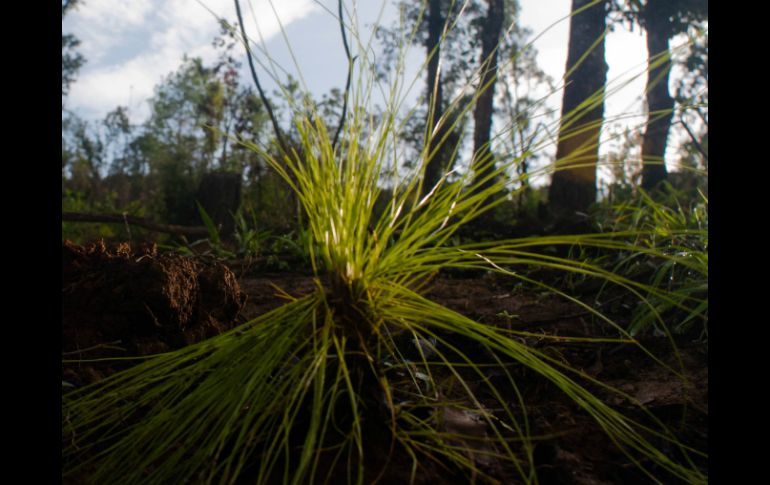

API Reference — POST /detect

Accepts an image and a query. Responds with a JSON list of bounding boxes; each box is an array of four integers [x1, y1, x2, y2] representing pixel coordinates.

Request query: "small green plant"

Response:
[[591, 181, 708, 340], [268, 227, 317, 266], [181, 201, 238, 259], [232, 206, 272, 258]]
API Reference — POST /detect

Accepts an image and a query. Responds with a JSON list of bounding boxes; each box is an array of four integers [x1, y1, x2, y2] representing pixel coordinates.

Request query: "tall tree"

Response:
[[376, 1, 487, 193], [377, 0, 549, 200], [423, 0, 451, 195], [548, 0, 608, 218], [471, 0, 505, 193], [673, 31, 707, 171], [639, 0, 674, 189], [612, 0, 707, 190], [128, 56, 242, 224]]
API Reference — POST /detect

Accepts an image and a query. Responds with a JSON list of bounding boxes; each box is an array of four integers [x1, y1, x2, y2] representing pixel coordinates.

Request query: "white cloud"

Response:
[[74, 0, 153, 26], [64, 0, 320, 123], [242, 0, 319, 38], [63, 0, 155, 63], [68, 55, 166, 122]]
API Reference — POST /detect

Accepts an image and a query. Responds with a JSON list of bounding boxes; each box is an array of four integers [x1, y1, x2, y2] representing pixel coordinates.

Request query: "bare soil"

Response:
[[62, 241, 707, 484]]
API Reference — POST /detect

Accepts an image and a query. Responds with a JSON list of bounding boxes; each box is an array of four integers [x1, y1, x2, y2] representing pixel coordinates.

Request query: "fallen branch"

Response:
[[62, 212, 210, 238]]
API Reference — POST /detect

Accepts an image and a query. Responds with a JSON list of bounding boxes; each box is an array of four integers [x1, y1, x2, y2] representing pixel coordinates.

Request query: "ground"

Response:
[[62, 241, 707, 484]]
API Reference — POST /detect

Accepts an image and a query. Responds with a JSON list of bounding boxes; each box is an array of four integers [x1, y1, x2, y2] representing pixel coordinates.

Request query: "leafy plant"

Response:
[[232, 206, 272, 258], [179, 201, 238, 259], [592, 181, 708, 339]]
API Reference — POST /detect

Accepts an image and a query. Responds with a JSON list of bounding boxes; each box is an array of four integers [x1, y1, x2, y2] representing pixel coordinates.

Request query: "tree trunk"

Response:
[[471, 0, 505, 194], [641, 0, 674, 190], [548, 0, 608, 218], [423, 0, 448, 197]]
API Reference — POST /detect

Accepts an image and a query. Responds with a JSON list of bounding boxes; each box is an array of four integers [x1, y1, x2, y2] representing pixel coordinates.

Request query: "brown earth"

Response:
[[62, 242, 707, 484], [62, 240, 245, 384]]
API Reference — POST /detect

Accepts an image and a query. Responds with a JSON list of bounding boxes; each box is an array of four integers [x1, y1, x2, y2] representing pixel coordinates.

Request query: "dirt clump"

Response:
[[62, 240, 245, 384]]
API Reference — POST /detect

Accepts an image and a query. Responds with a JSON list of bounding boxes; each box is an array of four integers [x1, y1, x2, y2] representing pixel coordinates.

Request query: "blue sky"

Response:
[[63, 0, 688, 176]]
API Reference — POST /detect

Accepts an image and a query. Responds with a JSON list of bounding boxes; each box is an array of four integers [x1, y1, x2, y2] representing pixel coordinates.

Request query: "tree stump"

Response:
[[195, 171, 242, 237]]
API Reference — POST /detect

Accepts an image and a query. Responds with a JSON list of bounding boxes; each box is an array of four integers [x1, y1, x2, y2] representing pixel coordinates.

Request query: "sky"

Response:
[[63, 0, 680, 174]]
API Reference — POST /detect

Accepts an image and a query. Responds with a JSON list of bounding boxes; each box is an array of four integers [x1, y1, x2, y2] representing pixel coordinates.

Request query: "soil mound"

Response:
[[62, 240, 245, 383]]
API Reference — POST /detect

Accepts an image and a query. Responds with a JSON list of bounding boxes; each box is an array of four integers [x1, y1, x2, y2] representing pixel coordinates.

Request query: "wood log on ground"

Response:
[[62, 211, 210, 238]]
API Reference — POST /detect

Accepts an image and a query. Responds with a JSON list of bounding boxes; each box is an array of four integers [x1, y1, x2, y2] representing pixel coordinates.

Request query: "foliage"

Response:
[[610, 0, 708, 34], [673, 27, 707, 171], [598, 125, 644, 203], [62, 33, 85, 99], [61, 16, 280, 229], [62, 0, 84, 99], [609, 0, 708, 188], [232, 205, 273, 258], [62, 189, 149, 243], [375, 0, 553, 177], [591, 181, 708, 339]]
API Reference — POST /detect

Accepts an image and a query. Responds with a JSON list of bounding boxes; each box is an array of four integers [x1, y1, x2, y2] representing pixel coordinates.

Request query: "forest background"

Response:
[[61, 0, 708, 246]]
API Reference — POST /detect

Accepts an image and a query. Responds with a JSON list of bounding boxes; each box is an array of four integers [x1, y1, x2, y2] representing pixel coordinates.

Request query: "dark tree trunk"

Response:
[[641, 0, 674, 190], [471, 0, 505, 194], [423, 0, 448, 197], [195, 171, 242, 236], [548, 0, 608, 218]]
